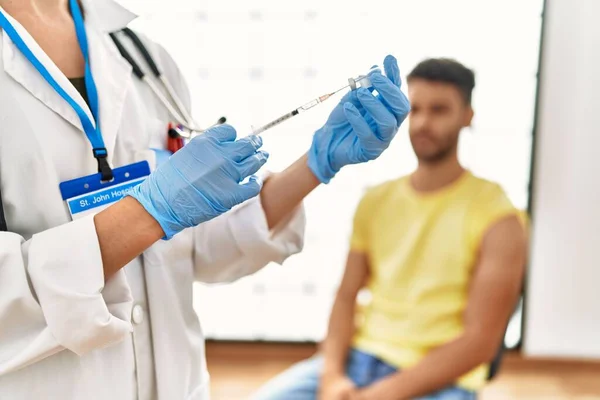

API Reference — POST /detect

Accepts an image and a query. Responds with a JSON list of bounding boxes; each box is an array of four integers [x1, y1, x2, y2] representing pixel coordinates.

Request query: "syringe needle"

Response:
[[314, 85, 349, 103], [330, 84, 350, 96]]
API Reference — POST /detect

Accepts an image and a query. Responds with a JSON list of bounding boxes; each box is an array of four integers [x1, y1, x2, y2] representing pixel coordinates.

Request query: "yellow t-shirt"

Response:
[[351, 171, 520, 391]]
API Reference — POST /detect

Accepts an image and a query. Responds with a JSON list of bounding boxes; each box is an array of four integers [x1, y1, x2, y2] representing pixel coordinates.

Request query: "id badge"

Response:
[[59, 161, 151, 220]]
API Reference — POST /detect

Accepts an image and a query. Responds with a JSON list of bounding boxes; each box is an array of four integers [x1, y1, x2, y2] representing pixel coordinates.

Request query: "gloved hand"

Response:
[[129, 125, 268, 239], [308, 55, 411, 183]]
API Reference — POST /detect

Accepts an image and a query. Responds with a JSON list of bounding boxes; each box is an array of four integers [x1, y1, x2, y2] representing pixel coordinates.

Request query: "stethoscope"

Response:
[[109, 28, 226, 139]]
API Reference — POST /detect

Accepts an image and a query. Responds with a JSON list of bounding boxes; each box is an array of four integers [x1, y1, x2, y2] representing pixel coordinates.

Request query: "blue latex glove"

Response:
[[308, 55, 411, 183], [129, 125, 268, 239]]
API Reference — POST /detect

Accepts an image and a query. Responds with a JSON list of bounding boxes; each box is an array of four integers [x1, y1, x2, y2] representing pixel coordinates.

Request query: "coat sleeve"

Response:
[[0, 216, 133, 376], [193, 196, 306, 283], [147, 37, 308, 283]]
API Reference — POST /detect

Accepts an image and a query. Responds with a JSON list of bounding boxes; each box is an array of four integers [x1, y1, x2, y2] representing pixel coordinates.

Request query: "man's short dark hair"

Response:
[[407, 58, 475, 105]]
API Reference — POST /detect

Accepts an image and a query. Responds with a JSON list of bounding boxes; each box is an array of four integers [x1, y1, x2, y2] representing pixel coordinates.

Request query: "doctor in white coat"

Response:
[[0, 0, 410, 399]]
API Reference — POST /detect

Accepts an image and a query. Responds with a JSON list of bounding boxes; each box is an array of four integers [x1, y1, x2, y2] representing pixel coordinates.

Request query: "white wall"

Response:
[[524, 0, 600, 359], [123, 0, 542, 341]]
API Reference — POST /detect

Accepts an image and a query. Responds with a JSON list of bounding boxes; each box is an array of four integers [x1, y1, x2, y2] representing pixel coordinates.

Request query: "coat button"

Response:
[[132, 305, 144, 325]]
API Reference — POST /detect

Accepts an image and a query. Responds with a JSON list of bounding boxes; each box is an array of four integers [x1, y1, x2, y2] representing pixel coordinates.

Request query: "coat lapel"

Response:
[[0, 6, 94, 134], [85, 25, 132, 165], [0, 1, 135, 166], [82, 0, 137, 165]]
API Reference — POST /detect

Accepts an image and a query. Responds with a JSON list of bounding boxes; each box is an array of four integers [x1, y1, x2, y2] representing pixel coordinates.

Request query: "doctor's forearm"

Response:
[[260, 153, 320, 230], [94, 197, 164, 281]]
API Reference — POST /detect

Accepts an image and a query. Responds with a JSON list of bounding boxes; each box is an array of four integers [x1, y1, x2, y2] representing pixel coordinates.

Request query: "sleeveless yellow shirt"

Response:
[[350, 171, 520, 390]]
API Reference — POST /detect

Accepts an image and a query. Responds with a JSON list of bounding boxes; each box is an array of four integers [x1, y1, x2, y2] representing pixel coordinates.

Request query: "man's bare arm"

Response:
[[322, 251, 370, 378]]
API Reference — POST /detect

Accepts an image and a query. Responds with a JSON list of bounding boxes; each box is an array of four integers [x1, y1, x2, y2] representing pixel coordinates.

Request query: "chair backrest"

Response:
[[487, 344, 505, 381], [0, 180, 7, 232]]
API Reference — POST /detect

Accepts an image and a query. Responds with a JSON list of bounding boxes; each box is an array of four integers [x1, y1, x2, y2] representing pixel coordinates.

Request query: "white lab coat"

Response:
[[0, 1, 305, 399]]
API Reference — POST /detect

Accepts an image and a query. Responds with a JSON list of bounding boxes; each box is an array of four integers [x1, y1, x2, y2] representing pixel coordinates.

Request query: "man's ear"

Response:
[[463, 106, 474, 127]]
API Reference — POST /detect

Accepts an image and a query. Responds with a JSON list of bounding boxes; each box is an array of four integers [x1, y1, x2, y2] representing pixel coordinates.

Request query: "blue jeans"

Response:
[[251, 349, 477, 400]]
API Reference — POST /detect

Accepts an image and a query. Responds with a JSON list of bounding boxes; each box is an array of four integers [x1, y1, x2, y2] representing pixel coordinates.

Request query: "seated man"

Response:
[[252, 58, 527, 400]]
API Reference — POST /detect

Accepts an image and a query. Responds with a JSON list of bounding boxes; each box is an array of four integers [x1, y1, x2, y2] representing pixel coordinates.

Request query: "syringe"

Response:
[[251, 67, 380, 135], [251, 92, 339, 135]]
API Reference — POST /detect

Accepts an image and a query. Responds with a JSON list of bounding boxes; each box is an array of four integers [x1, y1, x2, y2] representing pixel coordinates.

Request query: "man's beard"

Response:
[[410, 131, 459, 164]]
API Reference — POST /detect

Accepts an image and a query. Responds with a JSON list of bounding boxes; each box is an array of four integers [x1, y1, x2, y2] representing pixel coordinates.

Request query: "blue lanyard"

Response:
[[0, 0, 113, 180]]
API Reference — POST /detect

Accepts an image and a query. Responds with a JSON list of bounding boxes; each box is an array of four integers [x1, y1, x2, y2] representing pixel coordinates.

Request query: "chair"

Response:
[[487, 344, 505, 381]]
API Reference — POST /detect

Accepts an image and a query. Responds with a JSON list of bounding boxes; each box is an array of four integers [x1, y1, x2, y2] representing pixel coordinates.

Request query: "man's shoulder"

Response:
[[465, 173, 508, 202], [464, 173, 528, 225]]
